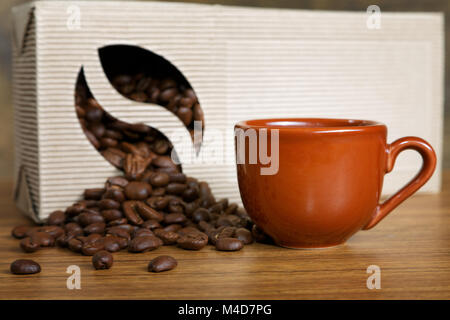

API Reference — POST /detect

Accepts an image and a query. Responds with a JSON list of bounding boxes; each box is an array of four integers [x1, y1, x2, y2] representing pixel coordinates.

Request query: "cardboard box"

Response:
[[12, 1, 444, 221]]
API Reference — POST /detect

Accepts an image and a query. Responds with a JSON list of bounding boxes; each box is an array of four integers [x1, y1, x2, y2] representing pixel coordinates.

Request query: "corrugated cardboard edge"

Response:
[[11, 1, 41, 222], [11, 1, 36, 53], [14, 166, 39, 222]]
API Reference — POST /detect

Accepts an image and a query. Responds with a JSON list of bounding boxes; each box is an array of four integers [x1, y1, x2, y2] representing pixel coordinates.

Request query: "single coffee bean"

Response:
[[82, 239, 105, 256], [101, 209, 123, 221], [20, 237, 40, 253], [149, 172, 170, 187], [192, 208, 210, 223], [152, 187, 166, 197], [64, 222, 83, 235], [106, 176, 129, 189], [122, 201, 144, 225], [47, 210, 66, 226], [135, 201, 164, 221], [106, 227, 131, 241], [11, 225, 31, 239], [148, 256, 178, 273], [10, 259, 41, 275], [215, 238, 244, 251], [128, 236, 162, 253], [142, 219, 162, 230], [65, 202, 86, 217], [78, 212, 105, 226], [166, 183, 187, 195], [152, 156, 177, 169], [235, 228, 253, 244], [107, 218, 128, 226], [102, 188, 126, 203], [84, 222, 106, 235], [124, 181, 152, 200], [163, 224, 183, 233], [132, 228, 154, 238], [103, 236, 122, 252], [164, 213, 187, 225], [68, 238, 83, 252], [84, 188, 105, 200], [182, 188, 199, 202], [156, 230, 180, 245], [92, 250, 113, 270], [168, 199, 184, 213], [177, 232, 208, 250], [146, 196, 169, 210], [38, 226, 65, 239], [99, 198, 121, 210]]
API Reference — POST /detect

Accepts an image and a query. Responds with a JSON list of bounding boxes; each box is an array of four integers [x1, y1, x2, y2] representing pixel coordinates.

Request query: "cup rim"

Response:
[[235, 118, 386, 132]]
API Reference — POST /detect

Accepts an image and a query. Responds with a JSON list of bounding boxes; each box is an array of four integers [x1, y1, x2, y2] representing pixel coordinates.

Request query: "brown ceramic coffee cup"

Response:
[[235, 118, 436, 248]]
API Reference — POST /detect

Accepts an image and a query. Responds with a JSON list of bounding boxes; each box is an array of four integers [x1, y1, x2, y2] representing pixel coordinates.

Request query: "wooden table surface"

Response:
[[0, 173, 449, 300]]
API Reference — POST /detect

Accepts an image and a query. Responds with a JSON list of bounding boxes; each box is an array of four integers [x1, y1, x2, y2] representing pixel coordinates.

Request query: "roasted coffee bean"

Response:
[[208, 203, 223, 214], [106, 227, 131, 241], [168, 172, 187, 183], [123, 154, 150, 180], [11, 225, 32, 239], [164, 213, 187, 225], [235, 228, 253, 244], [198, 221, 214, 233], [199, 182, 215, 207], [146, 196, 169, 210], [84, 222, 106, 235], [177, 232, 208, 250], [182, 188, 199, 202], [225, 203, 238, 215], [148, 172, 170, 187], [68, 238, 83, 252], [128, 236, 162, 253], [184, 200, 200, 217], [103, 236, 122, 252], [216, 227, 236, 240], [106, 176, 129, 189], [109, 223, 135, 234], [82, 238, 105, 256], [65, 202, 86, 217], [166, 183, 187, 195], [177, 107, 193, 126], [101, 147, 126, 168], [177, 226, 200, 236], [148, 256, 177, 273], [99, 198, 121, 210], [152, 156, 177, 169], [157, 230, 180, 245], [102, 188, 126, 203], [107, 218, 128, 226], [37, 226, 65, 239], [152, 140, 170, 155], [168, 198, 184, 213], [78, 212, 105, 226], [151, 188, 164, 197], [101, 209, 123, 222], [10, 259, 41, 275], [215, 238, 244, 251], [125, 181, 152, 200], [100, 137, 118, 148], [192, 208, 210, 223], [47, 210, 66, 225], [252, 225, 271, 243], [135, 201, 164, 221], [20, 237, 40, 253], [92, 250, 113, 270], [163, 224, 183, 233], [64, 222, 83, 236], [84, 188, 105, 200], [133, 228, 154, 238], [142, 219, 162, 230], [85, 105, 103, 122], [31, 232, 55, 247], [56, 233, 76, 248]]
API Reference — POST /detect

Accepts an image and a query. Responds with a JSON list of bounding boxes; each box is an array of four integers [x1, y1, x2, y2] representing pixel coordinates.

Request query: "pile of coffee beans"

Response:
[[10, 70, 271, 275], [75, 70, 203, 174]]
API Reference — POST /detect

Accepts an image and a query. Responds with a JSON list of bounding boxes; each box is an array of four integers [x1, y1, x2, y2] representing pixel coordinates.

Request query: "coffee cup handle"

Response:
[[363, 137, 437, 230]]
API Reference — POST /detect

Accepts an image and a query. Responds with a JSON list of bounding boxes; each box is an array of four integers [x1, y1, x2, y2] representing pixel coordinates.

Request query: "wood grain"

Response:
[[0, 172, 449, 300]]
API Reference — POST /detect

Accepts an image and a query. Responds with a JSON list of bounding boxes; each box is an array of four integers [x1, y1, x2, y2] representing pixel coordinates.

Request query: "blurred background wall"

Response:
[[0, 0, 448, 179]]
